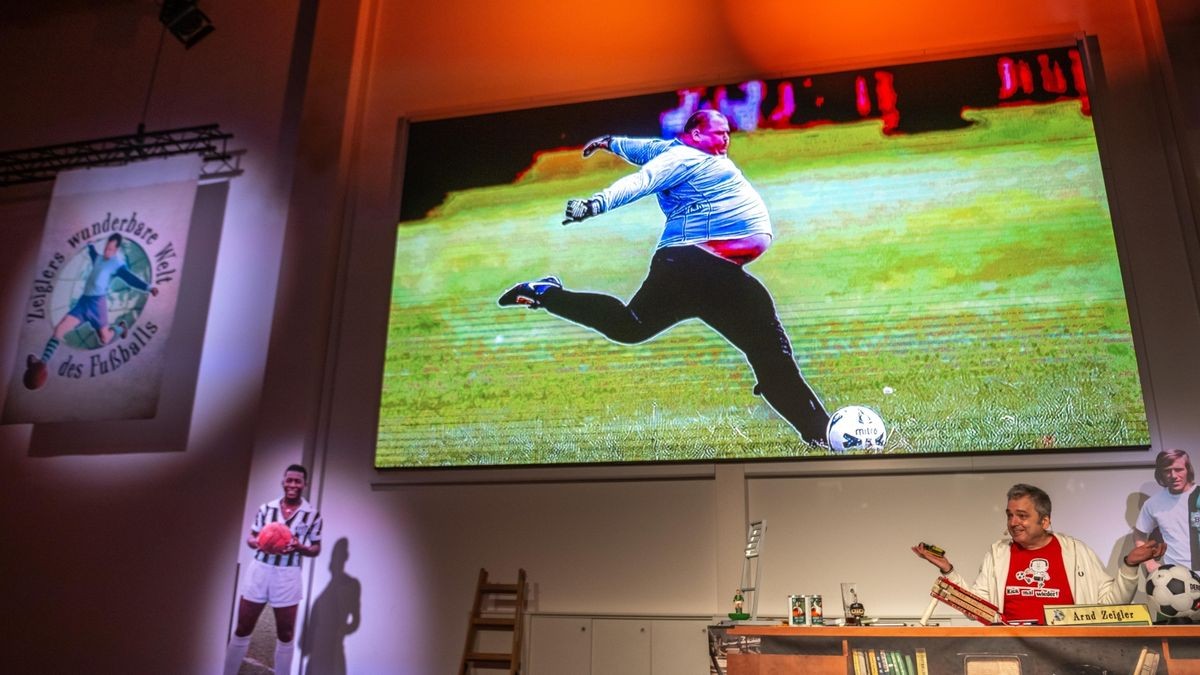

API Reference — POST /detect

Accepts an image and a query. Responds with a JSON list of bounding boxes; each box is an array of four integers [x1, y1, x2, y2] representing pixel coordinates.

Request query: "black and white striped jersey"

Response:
[[251, 497, 324, 567]]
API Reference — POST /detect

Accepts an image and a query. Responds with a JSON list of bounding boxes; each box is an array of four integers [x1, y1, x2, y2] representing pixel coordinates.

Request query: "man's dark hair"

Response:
[[285, 464, 308, 481], [1154, 449, 1195, 488], [106, 233, 123, 247], [1007, 483, 1052, 520], [683, 109, 723, 133]]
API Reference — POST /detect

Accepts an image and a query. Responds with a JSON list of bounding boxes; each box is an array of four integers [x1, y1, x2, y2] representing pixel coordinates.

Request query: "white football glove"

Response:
[[562, 197, 603, 225]]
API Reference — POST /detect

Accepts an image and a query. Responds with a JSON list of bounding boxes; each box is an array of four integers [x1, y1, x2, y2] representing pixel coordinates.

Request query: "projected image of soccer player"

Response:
[[498, 110, 829, 446], [21, 233, 157, 390]]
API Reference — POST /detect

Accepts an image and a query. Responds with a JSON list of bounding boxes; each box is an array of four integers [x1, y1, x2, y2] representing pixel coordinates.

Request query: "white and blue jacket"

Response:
[[595, 137, 772, 249]]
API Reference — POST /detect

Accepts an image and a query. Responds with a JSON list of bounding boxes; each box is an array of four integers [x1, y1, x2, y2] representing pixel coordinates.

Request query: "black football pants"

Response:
[[538, 244, 829, 444]]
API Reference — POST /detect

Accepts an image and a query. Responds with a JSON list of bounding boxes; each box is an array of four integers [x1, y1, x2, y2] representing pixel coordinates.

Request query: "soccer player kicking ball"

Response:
[[22, 233, 157, 390], [498, 109, 830, 446], [223, 465, 323, 675]]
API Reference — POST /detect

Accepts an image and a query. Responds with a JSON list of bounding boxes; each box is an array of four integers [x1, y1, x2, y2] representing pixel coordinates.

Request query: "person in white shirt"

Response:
[[223, 464, 323, 675], [1134, 449, 1197, 572]]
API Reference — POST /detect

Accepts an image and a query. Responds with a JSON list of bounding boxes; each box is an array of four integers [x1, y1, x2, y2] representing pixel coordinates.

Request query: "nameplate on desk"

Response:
[[1043, 604, 1152, 626]]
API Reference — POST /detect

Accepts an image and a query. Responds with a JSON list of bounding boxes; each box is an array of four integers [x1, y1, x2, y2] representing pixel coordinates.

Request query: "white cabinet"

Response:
[[528, 615, 591, 675], [592, 618, 651, 675], [650, 619, 712, 675], [528, 615, 712, 675]]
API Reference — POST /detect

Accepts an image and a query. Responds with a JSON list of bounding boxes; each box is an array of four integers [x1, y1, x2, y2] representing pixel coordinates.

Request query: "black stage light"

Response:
[[159, 0, 215, 49]]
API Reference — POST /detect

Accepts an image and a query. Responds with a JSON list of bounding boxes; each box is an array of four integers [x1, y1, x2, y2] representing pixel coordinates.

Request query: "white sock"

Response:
[[274, 638, 295, 674], [223, 633, 252, 675]]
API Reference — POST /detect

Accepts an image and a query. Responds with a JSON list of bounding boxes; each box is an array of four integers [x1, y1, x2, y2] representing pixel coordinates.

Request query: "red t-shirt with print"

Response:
[[1002, 537, 1075, 623]]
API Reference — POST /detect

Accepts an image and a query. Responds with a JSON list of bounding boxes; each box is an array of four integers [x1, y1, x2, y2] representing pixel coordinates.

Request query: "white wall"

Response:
[[750, 467, 1161, 619], [0, 2, 310, 672], [292, 1, 1200, 673], [2, 1, 1199, 674]]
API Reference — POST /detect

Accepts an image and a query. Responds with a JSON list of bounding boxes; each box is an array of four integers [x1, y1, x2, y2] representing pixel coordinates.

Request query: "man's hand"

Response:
[[582, 135, 612, 158], [562, 197, 603, 225], [1124, 540, 1167, 567], [912, 543, 955, 575], [282, 539, 321, 557]]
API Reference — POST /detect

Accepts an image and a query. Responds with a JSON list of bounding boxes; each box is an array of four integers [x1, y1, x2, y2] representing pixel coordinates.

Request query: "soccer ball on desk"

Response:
[[1145, 564, 1200, 623], [826, 406, 887, 453]]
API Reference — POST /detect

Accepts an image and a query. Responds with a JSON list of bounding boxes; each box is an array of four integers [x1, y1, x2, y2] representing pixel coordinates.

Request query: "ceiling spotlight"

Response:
[[160, 0, 215, 49]]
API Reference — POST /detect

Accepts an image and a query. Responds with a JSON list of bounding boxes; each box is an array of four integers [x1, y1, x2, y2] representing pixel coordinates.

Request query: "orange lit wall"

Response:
[[275, 1, 1200, 673], [0, 1, 1196, 673]]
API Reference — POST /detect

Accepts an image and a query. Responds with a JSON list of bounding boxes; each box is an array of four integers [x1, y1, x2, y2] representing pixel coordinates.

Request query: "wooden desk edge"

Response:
[[725, 625, 1200, 638]]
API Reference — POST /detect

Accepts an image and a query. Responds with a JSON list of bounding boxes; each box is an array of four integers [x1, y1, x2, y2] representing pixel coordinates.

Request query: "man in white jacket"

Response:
[[913, 483, 1165, 623]]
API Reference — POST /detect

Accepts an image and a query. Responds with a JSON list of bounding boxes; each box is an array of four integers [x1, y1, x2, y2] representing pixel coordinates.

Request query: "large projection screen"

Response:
[[377, 41, 1150, 469]]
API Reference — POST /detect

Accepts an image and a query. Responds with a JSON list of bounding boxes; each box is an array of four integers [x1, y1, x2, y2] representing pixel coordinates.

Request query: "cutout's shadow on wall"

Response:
[[1106, 490, 1151, 585], [302, 537, 361, 675]]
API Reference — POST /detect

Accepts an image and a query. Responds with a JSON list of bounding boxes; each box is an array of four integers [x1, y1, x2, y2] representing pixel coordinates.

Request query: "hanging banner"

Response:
[[3, 155, 201, 423]]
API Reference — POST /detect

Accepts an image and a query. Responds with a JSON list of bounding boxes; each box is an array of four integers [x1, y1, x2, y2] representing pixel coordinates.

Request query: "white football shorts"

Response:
[[242, 559, 302, 607]]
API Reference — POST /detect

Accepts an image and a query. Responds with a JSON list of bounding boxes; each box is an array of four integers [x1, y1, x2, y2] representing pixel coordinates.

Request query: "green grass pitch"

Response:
[[377, 101, 1150, 468]]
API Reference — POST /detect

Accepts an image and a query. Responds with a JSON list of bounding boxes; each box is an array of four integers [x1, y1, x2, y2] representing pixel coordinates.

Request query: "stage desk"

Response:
[[708, 624, 1200, 674]]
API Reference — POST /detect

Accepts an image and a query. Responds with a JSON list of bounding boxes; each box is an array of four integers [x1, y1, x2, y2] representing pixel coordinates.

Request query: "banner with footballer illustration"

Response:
[[3, 155, 200, 423]]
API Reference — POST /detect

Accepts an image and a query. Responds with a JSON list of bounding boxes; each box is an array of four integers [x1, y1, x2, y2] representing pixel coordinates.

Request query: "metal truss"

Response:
[[0, 124, 242, 187]]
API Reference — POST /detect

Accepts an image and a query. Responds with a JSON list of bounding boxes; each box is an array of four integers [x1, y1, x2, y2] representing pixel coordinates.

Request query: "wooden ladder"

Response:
[[459, 568, 527, 674]]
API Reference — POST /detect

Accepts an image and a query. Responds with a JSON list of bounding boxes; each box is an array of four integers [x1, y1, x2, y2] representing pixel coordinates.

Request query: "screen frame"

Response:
[[371, 34, 1157, 481]]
